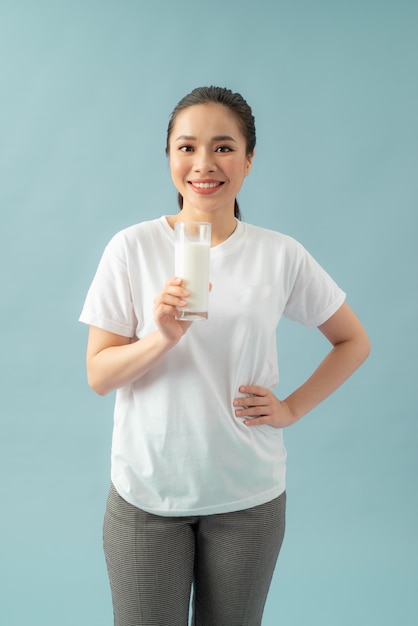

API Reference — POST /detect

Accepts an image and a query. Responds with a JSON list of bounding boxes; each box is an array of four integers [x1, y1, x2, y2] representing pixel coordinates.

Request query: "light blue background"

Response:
[[1, 1, 417, 624]]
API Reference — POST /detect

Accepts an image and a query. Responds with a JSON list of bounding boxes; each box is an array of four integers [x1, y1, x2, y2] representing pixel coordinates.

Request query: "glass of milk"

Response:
[[174, 222, 211, 321]]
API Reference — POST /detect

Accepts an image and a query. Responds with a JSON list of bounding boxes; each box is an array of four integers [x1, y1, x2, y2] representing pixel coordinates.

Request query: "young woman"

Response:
[[80, 86, 370, 626]]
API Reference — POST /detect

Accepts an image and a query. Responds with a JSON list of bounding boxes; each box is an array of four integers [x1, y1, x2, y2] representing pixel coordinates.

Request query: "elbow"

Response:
[[356, 331, 371, 367], [362, 328, 371, 360], [91, 385, 110, 397], [86, 354, 115, 396], [337, 329, 371, 372], [87, 371, 112, 397], [364, 336, 371, 361]]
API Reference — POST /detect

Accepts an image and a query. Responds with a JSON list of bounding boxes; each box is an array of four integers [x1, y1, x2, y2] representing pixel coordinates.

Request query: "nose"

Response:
[[192, 148, 216, 173]]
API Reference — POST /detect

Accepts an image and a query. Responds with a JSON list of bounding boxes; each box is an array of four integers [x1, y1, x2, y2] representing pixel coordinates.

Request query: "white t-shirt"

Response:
[[79, 216, 346, 516]]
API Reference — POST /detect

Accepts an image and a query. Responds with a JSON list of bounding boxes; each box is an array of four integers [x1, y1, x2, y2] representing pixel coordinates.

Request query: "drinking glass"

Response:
[[174, 222, 211, 321]]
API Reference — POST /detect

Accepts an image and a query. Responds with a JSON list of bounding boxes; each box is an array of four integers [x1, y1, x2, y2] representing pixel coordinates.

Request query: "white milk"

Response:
[[175, 240, 210, 314]]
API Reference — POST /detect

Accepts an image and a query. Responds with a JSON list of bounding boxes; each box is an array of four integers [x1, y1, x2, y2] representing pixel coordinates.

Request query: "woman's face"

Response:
[[168, 103, 253, 218]]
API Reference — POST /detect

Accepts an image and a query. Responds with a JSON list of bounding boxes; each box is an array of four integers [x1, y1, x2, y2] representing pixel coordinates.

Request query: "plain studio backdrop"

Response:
[[1, 1, 416, 624]]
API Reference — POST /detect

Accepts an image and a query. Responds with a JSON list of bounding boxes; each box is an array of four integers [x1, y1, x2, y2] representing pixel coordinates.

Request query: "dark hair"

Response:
[[166, 86, 256, 220]]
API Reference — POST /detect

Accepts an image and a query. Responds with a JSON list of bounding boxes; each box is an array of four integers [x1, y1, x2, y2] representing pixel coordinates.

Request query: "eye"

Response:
[[215, 145, 233, 153], [179, 145, 194, 152]]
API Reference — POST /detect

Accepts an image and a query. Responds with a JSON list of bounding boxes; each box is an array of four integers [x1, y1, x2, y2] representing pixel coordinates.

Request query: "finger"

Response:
[[154, 300, 186, 319], [239, 385, 268, 397], [243, 416, 269, 427], [233, 394, 268, 408], [168, 276, 184, 286], [161, 277, 190, 296], [154, 284, 189, 307], [155, 294, 188, 309], [163, 284, 190, 299], [235, 405, 270, 417]]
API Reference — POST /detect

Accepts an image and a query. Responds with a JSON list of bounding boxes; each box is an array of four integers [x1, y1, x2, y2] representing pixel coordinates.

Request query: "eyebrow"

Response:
[[174, 134, 238, 143]]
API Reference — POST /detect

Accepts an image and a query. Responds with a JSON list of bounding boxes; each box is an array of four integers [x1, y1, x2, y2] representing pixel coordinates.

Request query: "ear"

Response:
[[245, 151, 255, 177]]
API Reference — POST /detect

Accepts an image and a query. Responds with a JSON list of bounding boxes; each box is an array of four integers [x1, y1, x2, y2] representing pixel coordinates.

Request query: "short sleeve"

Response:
[[283, 244, 346, 329], [79, 236, 137, 337]]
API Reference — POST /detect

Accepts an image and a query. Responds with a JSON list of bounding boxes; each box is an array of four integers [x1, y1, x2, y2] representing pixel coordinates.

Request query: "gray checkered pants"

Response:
[[103, 483, 286, 626]]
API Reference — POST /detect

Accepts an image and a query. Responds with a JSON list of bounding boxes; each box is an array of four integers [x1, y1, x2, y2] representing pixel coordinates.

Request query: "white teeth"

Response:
[[193, 182, 221, 189]]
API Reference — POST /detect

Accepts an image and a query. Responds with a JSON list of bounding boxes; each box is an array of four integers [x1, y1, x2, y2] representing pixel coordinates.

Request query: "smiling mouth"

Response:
[[189, 181, 224, 189]]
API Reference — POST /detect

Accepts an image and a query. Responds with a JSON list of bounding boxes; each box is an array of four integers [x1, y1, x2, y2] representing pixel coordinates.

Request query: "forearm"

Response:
[[87, 330, 176, 396], [284, 335, 370, 423]]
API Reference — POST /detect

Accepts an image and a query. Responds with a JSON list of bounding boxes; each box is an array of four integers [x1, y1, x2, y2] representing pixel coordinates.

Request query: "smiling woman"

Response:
[[167, 101, 254, 243], [79, 85, 370, 626], [165, 86, 256, 220]]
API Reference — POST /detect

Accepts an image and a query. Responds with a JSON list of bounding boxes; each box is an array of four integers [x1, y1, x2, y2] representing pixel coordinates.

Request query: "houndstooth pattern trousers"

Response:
[[103, 483, 286, 626]]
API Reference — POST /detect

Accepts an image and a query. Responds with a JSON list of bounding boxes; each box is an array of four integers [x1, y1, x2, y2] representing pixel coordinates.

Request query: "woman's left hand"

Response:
[[233, 385, 297, 429]]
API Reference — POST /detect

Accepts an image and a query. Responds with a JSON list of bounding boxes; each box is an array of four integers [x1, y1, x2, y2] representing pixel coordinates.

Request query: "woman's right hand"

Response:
[[153, 277, 192, 344]]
